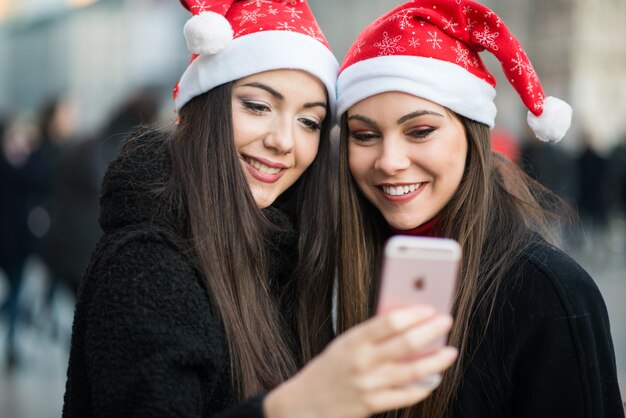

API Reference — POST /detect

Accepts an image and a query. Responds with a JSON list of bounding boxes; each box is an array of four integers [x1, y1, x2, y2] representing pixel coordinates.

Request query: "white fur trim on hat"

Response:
[[184, 11, 233, 56], [527, 96, 573, 143], [337, 55, 496, 127], [176, 30, 339, 117]]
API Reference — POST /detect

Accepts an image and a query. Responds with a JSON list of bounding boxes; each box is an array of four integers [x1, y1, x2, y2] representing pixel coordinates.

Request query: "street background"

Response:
[[1, 1, 625, 416]]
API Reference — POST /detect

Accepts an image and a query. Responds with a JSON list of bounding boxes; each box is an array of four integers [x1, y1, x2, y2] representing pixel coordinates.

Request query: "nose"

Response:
[[374, 136, 411, 175], [263, 117, 294, 154]]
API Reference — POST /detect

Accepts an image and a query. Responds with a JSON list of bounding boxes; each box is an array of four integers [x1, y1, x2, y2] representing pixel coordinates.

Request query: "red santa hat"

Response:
[[337, 0, 572, 143], [175, 0, 339, 114]]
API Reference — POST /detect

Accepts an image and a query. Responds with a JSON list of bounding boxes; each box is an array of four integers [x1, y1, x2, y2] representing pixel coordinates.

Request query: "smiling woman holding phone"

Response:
[[335, 1, 624, 417]]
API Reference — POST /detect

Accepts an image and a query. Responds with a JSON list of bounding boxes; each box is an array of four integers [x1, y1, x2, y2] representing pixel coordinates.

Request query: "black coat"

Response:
[[63, 131, 298, 417], [452, 239, 624, 417]]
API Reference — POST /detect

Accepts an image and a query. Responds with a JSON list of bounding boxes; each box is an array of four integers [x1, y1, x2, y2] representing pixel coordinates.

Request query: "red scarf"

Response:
[[390, 216, 440, 237]]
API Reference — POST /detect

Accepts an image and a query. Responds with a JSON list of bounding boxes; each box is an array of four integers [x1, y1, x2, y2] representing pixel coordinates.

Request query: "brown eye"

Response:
[[300, 118, 321, 132], [407, 127, 435, 139], [242, 100, 270, 115], [350, 132, 379, 143]]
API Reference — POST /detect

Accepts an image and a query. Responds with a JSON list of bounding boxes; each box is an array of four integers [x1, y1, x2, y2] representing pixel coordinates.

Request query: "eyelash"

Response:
[[242, 100, 270, 115], [242, 99, 321, 132], [408, 127, 435, 139], [300, 118, 321, 132], [350, 128, 435, 143], [350, 132, 379, 143]]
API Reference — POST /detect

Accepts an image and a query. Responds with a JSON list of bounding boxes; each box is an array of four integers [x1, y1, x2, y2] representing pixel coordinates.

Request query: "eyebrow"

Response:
[[347, 114, 378, 128], [242, 82, 284, 99], [396, 110, 444, 124], [241, 82, 327, 111], [348, 110, 444, 127], [303, 101, 328, 110]]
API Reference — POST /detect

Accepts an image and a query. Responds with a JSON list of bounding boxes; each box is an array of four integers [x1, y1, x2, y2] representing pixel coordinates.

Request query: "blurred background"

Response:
[[0, 0, 624, 416]]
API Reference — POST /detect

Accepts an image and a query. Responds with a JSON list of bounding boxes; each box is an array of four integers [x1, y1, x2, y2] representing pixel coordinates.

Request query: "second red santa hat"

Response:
[[337, 0, 572, 142]]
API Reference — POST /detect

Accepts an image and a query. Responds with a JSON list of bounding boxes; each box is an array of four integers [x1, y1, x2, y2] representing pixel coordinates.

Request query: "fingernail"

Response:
[[441, 346, 458, 358], [436, 314, 453, 327], [414, 373, 442, 389]]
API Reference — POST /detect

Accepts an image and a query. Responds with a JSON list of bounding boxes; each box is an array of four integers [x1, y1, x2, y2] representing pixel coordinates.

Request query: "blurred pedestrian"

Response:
[[11, 96, 78, 341], [519, 128, 579, 245], [576, 130, 610, 248], [597, 133, 626, 256], [519, 126, 578, 206], [0, 115, 42, 369], [605, 134, 626, 218], [39, 88, 160, 300]]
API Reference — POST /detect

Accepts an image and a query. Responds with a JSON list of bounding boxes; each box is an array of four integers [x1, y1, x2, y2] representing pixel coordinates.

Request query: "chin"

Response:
[[385, 218, 416, 231], [384, 212, 427, 231], [252, 190, 279, 209], [254, 197, 275, 209]]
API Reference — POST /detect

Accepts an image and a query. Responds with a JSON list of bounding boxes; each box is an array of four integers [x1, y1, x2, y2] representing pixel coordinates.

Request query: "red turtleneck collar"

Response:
[[390, 216, 440, 237]]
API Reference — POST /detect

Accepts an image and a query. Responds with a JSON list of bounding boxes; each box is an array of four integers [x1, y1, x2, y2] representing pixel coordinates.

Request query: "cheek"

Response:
[[231, 114, 248, 149], [347, 146, 369, 182], [232, 112, 266, 149], [349, 148, 382, 194], [451, 140, 468, 177], [437, 141, 467, 189], [301, 138, 320, 168]]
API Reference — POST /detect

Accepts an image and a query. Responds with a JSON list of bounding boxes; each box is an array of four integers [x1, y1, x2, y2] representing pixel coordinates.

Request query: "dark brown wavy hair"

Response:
[[167, 82, 336, 399], [336, 112, 569, 418]]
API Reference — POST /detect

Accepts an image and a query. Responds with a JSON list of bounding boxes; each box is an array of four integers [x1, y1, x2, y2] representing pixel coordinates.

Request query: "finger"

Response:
[[342, 305, 436, 346], [355, 346, 457, 391], [362, 314, 453, 366], [362, 384, 438, 414]]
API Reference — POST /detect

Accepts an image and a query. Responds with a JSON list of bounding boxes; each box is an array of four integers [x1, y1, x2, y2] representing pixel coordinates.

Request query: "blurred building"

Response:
[[571, 0, 626, 153], [0, 0, 625, 147], [0, 0, 187, 133]]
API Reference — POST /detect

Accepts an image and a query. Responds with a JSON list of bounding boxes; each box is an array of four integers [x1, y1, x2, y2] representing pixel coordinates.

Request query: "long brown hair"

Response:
[[167, 82, 336, 399], [337, 113, 568, 418]]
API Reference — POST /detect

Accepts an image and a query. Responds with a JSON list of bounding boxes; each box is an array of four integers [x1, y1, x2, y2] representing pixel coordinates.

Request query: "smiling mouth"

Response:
[[243, 156, 283, 175], [381, 183, 423, 196]]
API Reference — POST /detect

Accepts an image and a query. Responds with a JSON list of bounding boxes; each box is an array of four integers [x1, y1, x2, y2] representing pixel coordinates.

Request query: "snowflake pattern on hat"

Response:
[[225, 0, 330, 45], [339, 0, 572, 142], [185, 0, 231, 13]]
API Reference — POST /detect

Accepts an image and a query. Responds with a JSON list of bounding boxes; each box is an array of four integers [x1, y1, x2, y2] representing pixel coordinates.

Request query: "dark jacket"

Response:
[[452, 239, 624, 417], [0, 139, 59, 269], [63, 130, 298, 417], [38, 138, 103, 293]]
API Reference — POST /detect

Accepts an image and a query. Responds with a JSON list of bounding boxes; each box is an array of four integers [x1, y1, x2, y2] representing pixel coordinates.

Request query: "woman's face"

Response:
[[232, 69, 327, 208], [347, 92, 468, 230]]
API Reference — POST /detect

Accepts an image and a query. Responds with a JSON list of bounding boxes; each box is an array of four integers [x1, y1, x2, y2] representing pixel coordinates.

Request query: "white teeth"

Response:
[[382, 183, 421, 196], [248, 158, 281, 175]]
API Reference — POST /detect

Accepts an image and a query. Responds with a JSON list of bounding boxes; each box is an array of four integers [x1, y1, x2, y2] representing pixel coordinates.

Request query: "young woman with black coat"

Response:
[[62, 1, 458, 417]]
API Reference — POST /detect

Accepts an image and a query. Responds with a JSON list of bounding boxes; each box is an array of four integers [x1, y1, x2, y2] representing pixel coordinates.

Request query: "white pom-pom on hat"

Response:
[[184, 11, 233, 56], [527, 96, 573, 143]]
